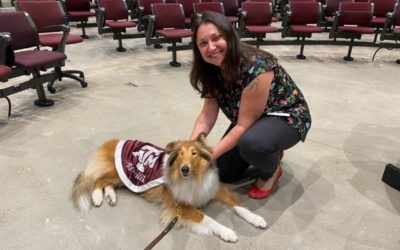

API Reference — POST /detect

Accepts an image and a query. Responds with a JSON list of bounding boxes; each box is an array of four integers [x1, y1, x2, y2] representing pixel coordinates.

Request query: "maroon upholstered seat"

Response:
[[372, 17, 386, 25], [214, 0, 239, 24], [14, 50, 66, 69], [245, 26, 278, 33], [0, 12, 69, 114], [337, 26, 374, 34], [152, 3, 192, 39], [193, 2, 224, 14], [371, 0, 398, 42], [177, 0, 199, 27], [156, 29, 192, 39], [15, 0, 87, 93], [39, 33, 84, 46], [282, 1, 324, 59], [372, 0, 397, 23], [100, 0, 135, 25], [239, 1, 278, 47], [65, 0, 96, 38], [105, 20, 136, 29], [0, 65, 11, 80], [150, 3, 192, 66], [329, 2, 374, 61], [246, 0, 278, 22], [98, 0, 142, 52], [323, 0, 354, 29], [16, 0, 84, 45], [67, 11, 96, 17], [290, 25, 324, 33], [137, 0, 165, 32]]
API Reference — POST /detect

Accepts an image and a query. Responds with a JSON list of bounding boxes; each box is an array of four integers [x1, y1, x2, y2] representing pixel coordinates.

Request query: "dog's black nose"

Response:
[[181, 165, 190, 176]]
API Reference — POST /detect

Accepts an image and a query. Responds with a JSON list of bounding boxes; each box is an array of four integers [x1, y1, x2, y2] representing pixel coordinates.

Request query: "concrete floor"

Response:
[[1, 15, 400, 250]]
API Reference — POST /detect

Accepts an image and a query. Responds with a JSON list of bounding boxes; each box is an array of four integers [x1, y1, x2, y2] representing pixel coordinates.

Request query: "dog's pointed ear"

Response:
[[196, 132, 207, 144], [165, 141, 179, 167], [165, 141, 177, 154], [199, 148, 212, 162]]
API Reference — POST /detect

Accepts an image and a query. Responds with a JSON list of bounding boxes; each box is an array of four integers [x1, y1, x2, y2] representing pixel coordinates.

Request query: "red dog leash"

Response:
[[143, 205, 181, 250]]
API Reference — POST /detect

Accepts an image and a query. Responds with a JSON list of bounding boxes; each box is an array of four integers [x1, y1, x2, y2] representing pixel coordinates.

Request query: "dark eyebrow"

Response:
[[198, 32, 221, 43]]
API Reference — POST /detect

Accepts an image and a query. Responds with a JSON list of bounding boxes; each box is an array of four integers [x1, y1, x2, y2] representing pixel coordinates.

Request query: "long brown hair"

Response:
[[190, 11, 244, 98]]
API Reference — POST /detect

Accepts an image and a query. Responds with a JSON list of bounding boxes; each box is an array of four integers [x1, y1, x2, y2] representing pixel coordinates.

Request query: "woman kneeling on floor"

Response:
[[189, 11, 312, 199]]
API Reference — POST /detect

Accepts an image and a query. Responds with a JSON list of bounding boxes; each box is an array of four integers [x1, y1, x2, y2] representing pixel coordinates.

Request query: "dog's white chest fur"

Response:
[[167, 167, 220, 207]]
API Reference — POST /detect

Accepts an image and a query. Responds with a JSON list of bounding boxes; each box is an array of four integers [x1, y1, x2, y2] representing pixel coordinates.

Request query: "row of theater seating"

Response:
[[4, 0, 400, 64], [0, 0, 399, 118], [63, 0, 400, 63], [252, 0, 400, 61]]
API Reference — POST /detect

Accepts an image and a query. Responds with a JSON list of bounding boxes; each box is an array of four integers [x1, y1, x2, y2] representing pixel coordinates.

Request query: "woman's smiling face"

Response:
[[196, 22, 227, 67]]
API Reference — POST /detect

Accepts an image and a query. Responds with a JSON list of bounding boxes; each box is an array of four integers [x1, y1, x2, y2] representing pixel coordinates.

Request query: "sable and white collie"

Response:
[[71, 133, 267, 242]]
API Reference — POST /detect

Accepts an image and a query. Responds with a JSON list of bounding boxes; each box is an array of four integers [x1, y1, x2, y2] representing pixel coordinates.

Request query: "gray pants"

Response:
[[216, 116, 301, 183]]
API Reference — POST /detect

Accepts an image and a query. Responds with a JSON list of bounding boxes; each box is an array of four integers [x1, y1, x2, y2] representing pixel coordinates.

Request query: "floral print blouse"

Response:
[[216, 50, 311, 141]]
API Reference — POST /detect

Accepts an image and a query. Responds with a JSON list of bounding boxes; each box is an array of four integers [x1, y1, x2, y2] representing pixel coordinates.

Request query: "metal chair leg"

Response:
[[34, 84, 54, 107], [343, 37, 354, 61], [169, 41, 180, 67], [296, 36, 306, 60], [80, 20, 89, 39]]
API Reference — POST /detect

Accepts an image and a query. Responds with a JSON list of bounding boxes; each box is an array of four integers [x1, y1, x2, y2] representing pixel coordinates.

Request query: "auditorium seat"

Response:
[[329, 1, 375, 61]]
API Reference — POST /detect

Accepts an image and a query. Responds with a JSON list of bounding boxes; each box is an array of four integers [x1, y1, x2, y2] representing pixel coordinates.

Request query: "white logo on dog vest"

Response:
[[115, 140, 165, 193], [132, 145, 163, 172]]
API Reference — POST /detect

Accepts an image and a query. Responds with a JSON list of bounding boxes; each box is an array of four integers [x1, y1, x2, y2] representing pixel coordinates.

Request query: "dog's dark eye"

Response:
[[192, 151, 197, 156]]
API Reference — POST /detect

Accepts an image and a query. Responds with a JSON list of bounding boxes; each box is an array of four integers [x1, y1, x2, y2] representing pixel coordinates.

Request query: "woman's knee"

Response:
[[238, 132, 276, 160]]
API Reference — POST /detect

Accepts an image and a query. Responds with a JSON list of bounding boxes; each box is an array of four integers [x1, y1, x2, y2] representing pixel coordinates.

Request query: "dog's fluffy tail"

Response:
[[71, 172, 95, 212]]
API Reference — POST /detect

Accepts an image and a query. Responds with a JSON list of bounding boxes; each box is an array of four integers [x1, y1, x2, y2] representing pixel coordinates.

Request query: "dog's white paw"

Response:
[[104, 186, 116, 206], [218, 227, 238, 243], [233, 206, 268, 229], [200, 215, 238, 243], [92, 189, 103, 207], [249, 214, 268, 229]]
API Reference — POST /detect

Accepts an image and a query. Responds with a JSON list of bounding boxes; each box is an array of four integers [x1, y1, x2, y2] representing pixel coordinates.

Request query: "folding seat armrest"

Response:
[[0, 33, 9, 64], [238, 10, 247, 35], [386, 11, 394, 19], [190, 13, 202, 32], [137, 6, 145, 20], [145, 14, 156, 45], [125, 0, 136, 18], [239, 10, 247, 19], [43, 24, 70, 35], [281, 10, 292, 38], [96, 7, 106, 34], [317, 4, 324, 27], [137, 6, 149, 32], [40, 24, 70, 52], [380, 12, 395, 41], [59, 0, 67, 13], [0, 32, 13, 66], [137, 6, 144, 15], [322, 3, 327, 17], [328, 11, 340, 39], [385, 11, 395, 28]]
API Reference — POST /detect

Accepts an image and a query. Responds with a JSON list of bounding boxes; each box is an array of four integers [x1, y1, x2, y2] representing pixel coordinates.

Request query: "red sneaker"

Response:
[[247, 167, 283, 199]]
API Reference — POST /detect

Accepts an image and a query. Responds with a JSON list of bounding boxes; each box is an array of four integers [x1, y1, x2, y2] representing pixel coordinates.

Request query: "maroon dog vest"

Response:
[[115, 140, 165, 193]]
